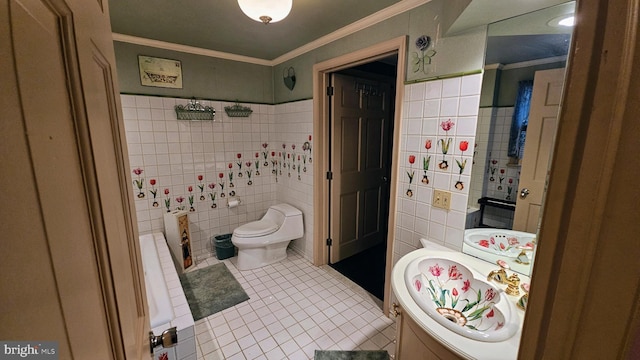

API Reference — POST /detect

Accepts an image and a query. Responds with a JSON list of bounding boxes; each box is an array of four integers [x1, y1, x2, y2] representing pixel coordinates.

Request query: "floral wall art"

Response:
[[405, 1, 486, 83], [122, 95, 314, 261], [411, 35, 437, 75]]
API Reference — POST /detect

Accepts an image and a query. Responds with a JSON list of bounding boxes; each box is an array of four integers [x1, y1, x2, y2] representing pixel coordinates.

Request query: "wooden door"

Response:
[[513, 68, 566, 232], [330, 73, 392, 262], [1, 1, 149, 358]]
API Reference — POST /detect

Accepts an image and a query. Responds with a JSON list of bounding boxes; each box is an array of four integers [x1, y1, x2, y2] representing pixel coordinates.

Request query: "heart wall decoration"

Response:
[[283, 66, 296, 91]]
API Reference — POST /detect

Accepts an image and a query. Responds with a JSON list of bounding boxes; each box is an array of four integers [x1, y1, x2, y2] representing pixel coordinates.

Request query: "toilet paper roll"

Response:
[[227, 198, 240, 208]]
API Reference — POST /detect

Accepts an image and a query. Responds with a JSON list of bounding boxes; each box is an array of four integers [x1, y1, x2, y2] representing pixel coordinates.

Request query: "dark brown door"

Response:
[[330, 73, 393, 262]]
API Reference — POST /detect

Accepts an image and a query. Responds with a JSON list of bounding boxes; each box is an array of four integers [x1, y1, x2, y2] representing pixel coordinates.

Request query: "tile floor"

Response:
[[191, 250, 397, 359]]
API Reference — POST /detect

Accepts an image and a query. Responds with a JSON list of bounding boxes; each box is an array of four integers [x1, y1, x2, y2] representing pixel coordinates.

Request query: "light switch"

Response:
[[433, 189, 452, 210]]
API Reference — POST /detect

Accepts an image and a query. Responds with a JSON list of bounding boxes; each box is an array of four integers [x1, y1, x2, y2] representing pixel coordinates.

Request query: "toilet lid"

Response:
[[234, 219, 279, 237]]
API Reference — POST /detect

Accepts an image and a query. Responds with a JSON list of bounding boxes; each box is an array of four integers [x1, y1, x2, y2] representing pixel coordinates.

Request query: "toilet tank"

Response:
[[270, 203, 302, 217], [264, 204, 303, 238]]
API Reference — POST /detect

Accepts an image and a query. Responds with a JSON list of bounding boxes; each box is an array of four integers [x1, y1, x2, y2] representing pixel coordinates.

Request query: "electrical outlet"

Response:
[[432, 189, 452, 210]]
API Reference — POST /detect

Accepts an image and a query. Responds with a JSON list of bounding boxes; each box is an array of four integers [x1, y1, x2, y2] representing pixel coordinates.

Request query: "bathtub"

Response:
[[139, 233, 197, 360], [140, 233, 174, 328]]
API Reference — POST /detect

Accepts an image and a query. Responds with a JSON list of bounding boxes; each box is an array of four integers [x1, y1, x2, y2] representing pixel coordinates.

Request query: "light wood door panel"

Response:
[[513, 68, 565, 233], [1, 0, 149, 358]]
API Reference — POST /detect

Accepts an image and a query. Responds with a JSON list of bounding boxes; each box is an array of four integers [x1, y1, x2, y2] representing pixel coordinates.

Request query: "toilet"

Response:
[[231, 203, 304, 270]]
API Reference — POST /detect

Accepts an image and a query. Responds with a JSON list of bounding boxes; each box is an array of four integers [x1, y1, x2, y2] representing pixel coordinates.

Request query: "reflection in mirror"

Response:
[[463, 2, 575, 276]]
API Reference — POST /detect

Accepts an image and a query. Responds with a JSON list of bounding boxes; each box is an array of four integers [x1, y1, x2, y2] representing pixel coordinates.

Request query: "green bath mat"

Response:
[[314, 350, 390, 360], [179, 263, 249, 321]]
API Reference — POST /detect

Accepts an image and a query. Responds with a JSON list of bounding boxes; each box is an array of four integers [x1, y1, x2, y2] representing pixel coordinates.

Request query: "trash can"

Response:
[[213, 233, 234, 260]]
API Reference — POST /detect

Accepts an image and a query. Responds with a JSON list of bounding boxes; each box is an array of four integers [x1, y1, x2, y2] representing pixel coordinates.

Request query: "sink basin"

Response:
[[405, 256, 519, 342], [464, 229, 536, 258]]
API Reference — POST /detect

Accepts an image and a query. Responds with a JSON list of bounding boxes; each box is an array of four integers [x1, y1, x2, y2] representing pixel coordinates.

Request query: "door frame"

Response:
[[312, 36, 407, 314]]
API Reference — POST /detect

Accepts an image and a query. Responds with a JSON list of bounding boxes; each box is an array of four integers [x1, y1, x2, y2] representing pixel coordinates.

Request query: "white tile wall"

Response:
[[394, 73, 483, 262], [483, 107, 521, 201], [273, 101, 314, 260], [467, 106, 521, 228], [125, 81, 495, 300], [123, 96, 314, 263], [468, 107, 495, 207]]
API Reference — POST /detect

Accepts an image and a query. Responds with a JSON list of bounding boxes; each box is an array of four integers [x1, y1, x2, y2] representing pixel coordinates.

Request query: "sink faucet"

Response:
[[503, 273, 521, 296], [517, 292, 529, 311], [487, 260, 520, 296], [517, 283, 530, 311], [487, 267, 508, 284], [515, 244, 534, 265]]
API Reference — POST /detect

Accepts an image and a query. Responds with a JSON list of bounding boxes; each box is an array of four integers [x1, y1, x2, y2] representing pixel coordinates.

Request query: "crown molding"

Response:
[[111, 33, 273, 66], [502, 55, 568, 70], [484, 63, 504, 70], [272, 0, 431, 64], [112, 0, 431, 67]]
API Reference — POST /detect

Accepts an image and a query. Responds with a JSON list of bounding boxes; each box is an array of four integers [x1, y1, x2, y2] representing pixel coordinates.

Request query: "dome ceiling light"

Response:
[[548, 15, 575, 28], [238, 0, 293, 24], [558, 16, 575, 27]]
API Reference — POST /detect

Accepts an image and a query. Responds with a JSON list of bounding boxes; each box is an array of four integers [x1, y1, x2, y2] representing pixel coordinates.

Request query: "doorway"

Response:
[[312, 36, 407, 314], [327, 63, 396, 300]]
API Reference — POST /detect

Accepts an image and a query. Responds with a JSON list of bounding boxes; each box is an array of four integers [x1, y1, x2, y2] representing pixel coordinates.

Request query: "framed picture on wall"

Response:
[[138, 55, 183, 89]]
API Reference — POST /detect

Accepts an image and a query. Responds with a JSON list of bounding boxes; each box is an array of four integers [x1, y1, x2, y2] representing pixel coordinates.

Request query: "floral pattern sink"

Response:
[[463, 228, 535, 258], [405, 256, 519, 342]]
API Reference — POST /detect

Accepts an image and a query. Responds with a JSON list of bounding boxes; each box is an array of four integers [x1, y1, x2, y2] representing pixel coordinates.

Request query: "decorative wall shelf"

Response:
[[175, 98, 215, 121], [224, 103, 253, 117]]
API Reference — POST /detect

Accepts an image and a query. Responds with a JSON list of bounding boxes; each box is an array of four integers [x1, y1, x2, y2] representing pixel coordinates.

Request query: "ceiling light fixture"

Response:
[[238, 0, 292, 24], [548, 15, 575, 27], [558, 16, 575, 27]]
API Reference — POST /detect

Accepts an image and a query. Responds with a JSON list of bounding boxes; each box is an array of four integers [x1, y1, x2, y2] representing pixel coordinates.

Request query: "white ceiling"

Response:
[[446, 0, 571, 35], [485, 2, 575, 65]]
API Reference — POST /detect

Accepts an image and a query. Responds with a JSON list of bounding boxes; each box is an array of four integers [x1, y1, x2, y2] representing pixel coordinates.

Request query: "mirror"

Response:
[[462, 2, 575, 275]]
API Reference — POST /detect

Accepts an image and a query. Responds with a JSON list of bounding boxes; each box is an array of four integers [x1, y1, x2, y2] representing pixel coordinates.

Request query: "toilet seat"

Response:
[[233, 219, 279, 237]]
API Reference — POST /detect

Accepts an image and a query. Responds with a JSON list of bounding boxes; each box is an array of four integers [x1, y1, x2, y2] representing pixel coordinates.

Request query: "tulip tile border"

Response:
[[129, 135, 313, 215]]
